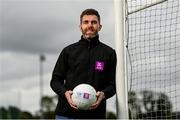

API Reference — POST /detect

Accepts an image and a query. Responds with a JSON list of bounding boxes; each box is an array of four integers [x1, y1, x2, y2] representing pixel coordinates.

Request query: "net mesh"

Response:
[[127, 0, 180, 119]]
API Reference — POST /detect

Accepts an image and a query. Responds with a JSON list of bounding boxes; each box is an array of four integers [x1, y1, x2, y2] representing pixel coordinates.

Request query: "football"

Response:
[[72, 84, 97, 110]]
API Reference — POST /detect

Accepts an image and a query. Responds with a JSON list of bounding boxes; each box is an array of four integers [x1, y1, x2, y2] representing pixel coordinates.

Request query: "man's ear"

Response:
[[79, 25, 82, 32], [99, 25, 102, 31]]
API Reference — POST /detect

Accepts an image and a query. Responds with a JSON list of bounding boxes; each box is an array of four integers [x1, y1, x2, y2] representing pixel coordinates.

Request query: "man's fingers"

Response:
[[65, 90, 78, 110], [90, 91, 105, 110], [69, 102, 78, 110]]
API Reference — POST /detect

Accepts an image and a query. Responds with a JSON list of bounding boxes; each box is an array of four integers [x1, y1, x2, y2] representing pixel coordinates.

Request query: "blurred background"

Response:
[[1, 0, 180, 119]]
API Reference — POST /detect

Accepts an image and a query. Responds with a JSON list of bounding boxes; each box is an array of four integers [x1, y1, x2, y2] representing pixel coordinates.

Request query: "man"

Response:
[[50, 8, 117, 119]]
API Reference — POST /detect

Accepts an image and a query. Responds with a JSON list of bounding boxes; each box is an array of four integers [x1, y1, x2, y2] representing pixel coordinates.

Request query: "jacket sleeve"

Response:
[[50, 49, 68, 97], [102, 50, 117, 99]]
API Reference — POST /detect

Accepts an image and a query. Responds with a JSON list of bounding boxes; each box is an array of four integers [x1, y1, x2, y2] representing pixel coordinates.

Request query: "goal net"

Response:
[[127, 0, 180, 119]]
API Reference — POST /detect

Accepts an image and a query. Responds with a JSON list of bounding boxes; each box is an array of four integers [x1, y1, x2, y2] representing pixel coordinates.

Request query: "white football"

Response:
[[72, 84, 97, 110]]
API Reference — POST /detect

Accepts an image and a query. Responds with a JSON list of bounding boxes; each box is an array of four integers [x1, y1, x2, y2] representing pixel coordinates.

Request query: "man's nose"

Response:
[[87, 22, 93, 26]]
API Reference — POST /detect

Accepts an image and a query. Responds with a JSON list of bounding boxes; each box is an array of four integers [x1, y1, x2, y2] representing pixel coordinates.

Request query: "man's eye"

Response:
[[83, 21, 89, 24], [92, 21, 97, 24]]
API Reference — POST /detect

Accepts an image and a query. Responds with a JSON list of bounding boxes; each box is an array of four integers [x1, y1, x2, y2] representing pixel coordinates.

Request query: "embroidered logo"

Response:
[[95, 61, 104, 71]]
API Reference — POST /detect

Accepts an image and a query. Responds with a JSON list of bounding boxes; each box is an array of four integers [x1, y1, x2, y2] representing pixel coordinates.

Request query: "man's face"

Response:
[[80, 15, 102, 39]]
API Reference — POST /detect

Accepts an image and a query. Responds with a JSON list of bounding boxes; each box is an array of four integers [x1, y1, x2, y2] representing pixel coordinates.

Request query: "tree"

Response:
[[106, 111, 116, 119], [0, 107, 8, 119], [128, 91, 142, 118], [41, 96, 55, 112], [156, 93, 172, 119], [40, 95, 56, 119], [8, 106, 20, 119], [0, 106, 21, 119], [19, 111, 33, 119], [128, 90, 173, 119]]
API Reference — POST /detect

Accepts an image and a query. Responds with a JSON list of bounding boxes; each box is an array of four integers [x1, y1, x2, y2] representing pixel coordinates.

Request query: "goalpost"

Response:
[[114, 0, 180, 119], [114, 0, 129, 119]]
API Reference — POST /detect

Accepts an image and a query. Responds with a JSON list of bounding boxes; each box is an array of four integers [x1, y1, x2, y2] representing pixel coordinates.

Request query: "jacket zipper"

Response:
[[88, 42, 91, 76]]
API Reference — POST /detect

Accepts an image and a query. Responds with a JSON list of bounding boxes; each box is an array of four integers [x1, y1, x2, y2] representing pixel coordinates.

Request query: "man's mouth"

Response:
[[86, 29, 94, 33]]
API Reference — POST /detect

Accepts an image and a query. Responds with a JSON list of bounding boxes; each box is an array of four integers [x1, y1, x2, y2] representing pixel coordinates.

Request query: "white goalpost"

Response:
[[114, 0, 129, 119]]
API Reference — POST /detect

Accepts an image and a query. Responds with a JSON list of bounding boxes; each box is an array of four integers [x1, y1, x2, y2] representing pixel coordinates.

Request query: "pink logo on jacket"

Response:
[[95, 61, 104, 71]]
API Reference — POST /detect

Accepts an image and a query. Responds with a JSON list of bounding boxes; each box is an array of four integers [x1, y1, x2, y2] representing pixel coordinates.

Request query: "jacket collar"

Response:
[[79, 35, 100, 47]]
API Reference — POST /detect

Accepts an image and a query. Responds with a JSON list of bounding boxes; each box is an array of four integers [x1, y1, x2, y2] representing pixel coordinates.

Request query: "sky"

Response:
[[0, 0, 116, 114]]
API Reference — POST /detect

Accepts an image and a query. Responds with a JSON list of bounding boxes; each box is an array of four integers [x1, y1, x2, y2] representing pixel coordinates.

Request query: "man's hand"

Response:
[[65, 90, 78, 110], [90, 91, 105, 110]]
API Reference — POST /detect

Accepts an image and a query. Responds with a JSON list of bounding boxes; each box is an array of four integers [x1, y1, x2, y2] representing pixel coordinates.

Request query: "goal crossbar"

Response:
[[128, 0, 168, 15]]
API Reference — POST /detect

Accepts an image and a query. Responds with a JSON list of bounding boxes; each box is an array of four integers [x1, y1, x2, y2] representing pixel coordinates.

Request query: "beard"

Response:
[[81, 27, 99, 39]]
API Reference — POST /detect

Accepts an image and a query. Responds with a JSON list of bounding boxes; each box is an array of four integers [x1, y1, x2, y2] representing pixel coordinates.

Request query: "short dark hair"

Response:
[[80, 8, 100, 23]]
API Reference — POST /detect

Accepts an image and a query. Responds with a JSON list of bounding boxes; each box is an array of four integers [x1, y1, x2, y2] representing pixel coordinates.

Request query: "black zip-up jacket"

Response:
[[50, 35, 117, 119]]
